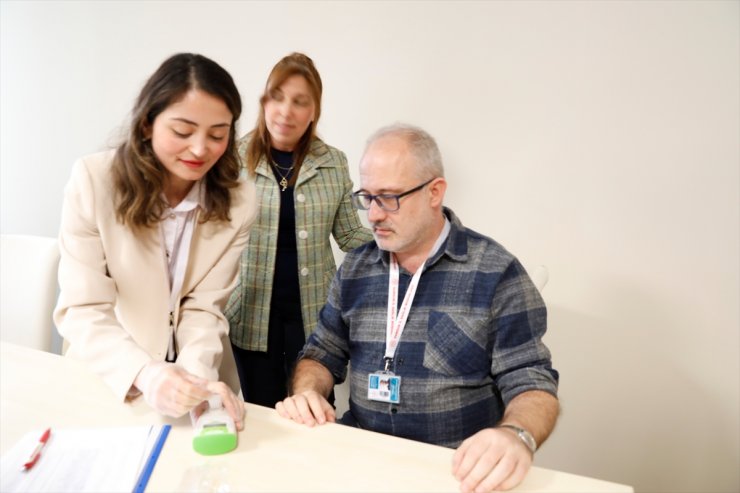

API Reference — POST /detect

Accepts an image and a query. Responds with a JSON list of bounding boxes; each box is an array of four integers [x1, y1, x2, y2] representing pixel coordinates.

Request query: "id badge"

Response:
[[368, 372, 401, 404]]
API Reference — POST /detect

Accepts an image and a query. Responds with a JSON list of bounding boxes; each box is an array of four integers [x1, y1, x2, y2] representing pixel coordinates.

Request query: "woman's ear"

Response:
[[142, 125, 152, 142]]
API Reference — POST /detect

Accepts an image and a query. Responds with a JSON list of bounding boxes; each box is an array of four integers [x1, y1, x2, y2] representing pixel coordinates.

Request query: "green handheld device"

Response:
[[192, 395, 237, 455]]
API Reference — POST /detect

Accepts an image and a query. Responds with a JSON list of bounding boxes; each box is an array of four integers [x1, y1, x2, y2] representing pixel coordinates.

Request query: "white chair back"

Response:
[[530, 264, 549, 293], [0, 234, 60, 352]]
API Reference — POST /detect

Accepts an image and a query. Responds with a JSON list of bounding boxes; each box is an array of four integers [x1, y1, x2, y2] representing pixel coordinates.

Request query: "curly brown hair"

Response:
[[112, 53, 242, 228]]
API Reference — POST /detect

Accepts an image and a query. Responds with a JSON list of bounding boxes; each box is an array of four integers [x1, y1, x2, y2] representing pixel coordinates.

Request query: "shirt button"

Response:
[[296, 193, 306, 203], [169, 213, 176, 219], [298, 230, 308, 240], [300, 267, 309, 276]]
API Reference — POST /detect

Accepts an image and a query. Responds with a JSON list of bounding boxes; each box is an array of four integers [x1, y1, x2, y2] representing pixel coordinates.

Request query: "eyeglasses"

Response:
[[351, 178, 435, 212]]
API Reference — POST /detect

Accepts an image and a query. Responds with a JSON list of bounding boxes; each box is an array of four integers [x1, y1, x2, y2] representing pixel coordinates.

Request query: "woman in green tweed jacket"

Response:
[[225, 53, 372, 407]]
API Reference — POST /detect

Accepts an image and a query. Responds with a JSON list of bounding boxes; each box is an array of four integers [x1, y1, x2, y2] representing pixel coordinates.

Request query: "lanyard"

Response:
[[385, 255, 423, 363], [384, 219, 450, 367]]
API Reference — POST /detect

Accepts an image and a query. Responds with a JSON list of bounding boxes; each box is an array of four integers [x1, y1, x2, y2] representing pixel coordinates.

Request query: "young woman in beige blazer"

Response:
[[54, 54, 258, 427]]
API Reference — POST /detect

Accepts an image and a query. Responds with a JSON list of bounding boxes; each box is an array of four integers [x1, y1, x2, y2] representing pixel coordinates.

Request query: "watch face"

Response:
[[519, 430, 537, 453], [499, 425, 537, 454]]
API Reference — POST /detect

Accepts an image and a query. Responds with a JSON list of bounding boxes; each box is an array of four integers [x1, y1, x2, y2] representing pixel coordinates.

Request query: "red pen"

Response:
[[20, 428, 51, 472]]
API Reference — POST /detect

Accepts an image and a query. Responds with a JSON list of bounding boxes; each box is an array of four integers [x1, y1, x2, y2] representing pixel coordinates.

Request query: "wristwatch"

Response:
[[497, 424, 537, 454]]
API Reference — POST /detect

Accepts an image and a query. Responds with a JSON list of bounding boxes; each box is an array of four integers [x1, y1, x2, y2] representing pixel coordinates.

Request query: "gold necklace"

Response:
[[272, 163, 295, 191]]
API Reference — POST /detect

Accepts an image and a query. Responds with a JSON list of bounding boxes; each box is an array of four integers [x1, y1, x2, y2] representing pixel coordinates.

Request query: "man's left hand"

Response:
[[451, 427, 533, 492]]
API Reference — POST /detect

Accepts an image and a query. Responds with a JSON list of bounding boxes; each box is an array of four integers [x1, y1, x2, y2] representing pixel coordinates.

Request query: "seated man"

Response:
[[276, 123, 559, 492]]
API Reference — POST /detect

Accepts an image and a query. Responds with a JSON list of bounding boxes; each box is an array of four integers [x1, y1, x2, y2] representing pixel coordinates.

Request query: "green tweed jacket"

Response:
[[226, 137, 373, 351]]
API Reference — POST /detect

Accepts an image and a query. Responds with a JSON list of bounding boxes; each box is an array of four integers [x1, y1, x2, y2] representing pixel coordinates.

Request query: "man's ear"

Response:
[[429, 177, 447, 207]]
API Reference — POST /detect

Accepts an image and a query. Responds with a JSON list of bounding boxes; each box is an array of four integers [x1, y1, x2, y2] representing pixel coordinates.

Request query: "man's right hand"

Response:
[[275, 390, 336, 427]]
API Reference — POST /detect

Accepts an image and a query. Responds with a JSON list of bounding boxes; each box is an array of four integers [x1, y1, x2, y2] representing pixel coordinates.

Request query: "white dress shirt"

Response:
[[160, 180, 205, 360]]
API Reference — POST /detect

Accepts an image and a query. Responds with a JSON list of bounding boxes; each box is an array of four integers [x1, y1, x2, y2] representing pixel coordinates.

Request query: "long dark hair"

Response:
[[245, 52, 322, 183], [112, 53, 242, 228]]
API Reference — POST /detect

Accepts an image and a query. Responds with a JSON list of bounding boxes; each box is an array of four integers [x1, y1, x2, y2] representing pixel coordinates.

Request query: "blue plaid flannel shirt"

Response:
[[300, 207, 559, 448]]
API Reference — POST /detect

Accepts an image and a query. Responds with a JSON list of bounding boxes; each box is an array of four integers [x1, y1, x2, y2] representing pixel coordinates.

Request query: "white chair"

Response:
[[530, 264, 549, 293], [0, 234, 60, 352]]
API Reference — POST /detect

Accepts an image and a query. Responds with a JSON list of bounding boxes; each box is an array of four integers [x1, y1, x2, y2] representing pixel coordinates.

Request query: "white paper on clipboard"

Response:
[[0, 425, 163, 493]]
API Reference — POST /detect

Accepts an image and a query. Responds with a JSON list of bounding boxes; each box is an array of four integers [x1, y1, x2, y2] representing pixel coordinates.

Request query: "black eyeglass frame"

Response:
[[351, 178, 436, 212]]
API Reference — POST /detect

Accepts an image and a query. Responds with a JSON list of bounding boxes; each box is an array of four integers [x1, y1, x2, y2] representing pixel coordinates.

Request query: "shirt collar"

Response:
[[437, 207, 468, 262]]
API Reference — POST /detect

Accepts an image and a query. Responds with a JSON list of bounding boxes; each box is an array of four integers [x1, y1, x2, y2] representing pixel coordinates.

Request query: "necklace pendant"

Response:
[[279, 177, 288, 191]]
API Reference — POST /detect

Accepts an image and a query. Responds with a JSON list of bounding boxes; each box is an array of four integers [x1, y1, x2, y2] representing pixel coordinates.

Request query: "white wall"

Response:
[[1, 1, 737, 492]]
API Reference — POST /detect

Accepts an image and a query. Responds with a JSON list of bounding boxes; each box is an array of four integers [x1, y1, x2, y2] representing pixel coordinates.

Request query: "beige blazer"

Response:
[[54, 150, 258, 402]]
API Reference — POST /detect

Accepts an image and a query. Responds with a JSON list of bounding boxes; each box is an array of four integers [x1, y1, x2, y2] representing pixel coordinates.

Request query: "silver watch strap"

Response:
[[497, 424, 537, 454]]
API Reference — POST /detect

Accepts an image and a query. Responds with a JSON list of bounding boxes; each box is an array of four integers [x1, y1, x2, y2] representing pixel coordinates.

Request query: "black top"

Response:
[[269, 148, 300, 304]]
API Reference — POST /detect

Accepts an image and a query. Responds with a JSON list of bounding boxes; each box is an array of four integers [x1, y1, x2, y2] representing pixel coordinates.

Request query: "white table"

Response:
[[0, 342, 632, 492]]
